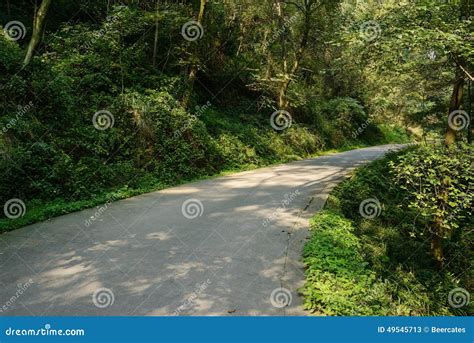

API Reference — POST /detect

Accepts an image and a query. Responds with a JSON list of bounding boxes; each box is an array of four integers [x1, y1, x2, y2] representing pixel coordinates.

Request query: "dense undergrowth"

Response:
[[302, 144, 473, 316], [0, 28, 408, 232]]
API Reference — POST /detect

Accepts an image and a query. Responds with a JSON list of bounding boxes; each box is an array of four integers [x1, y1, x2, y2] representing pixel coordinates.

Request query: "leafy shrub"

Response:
[[377, 124, 410, 144], [120, 90, 221, 182], [390, 143, 473, 268], [282, 126, 325, 155], [331, 150, 412, 224], [302, 211, 382, 315], [214, 133, 258, 168], [310, 97, 387, 147]]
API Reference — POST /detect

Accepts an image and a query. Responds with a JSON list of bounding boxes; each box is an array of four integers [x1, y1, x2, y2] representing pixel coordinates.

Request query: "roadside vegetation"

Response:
[[300, 0, 472, 316], [302, 144, 473, 316], [0, 1, 415, 231], [0, 0, 472, 316]]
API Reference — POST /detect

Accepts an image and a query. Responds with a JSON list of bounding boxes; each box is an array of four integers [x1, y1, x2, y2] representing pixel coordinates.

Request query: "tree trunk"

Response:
[[430, 228, 444, 269], [430, 181, 450, 269], [461, 0, 472, 19], [278, 81, 290, 110], [152, 0, 160, 68], [23, 0, 52, 67], [445, 73, 464, 146], [445, 0, 471, 144], [182, 0, 207, 109], [275, 1, 289, 110], [277, 2, 313, 111], [468, 80, 472, 144]]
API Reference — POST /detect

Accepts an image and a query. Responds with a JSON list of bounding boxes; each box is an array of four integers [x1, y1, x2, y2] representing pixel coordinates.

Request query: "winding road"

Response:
[[0, 144, 405, 316]]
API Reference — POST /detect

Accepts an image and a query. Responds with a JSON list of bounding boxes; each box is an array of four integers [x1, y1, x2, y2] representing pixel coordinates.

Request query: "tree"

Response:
[[276, 0, 321, 110], [152, 0, 160, 68], [182, 0, 207, 108], [344, 0, 473, 141], [244, 0, 340, 112], [23, 0, 52, 66], [445, 0, 473, 145]]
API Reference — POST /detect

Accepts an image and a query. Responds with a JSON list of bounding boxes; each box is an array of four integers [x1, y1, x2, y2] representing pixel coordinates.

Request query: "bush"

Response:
[[302, 145, 473, 316], [390, 143, 473, 268], [309, 97, 389, 147]]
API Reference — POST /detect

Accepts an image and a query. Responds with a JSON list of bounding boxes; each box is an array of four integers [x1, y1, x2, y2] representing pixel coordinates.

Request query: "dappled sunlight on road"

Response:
[[0, 145, 405, 316]]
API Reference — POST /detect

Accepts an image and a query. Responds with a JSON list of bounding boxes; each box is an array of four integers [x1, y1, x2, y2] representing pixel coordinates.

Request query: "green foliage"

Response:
[[1, 1, 410, 232], [376, 124, 411, 144], [390, 143, 473, 269], [341, 0, 473, 135], [302, 211, 379, 315], [391, 143, 473, 235], [309, 97, 390, 147], [302, 146, 473, 316], [302, 210, 453, 316]]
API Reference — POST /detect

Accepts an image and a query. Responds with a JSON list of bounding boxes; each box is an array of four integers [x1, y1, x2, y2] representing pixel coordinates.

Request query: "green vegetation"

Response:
[[0, 86, 405, 232], [391, 144, 473, 269], [0, 0, 471, 316], [0, 1, 416, 231], [302, 144, 473, 316]]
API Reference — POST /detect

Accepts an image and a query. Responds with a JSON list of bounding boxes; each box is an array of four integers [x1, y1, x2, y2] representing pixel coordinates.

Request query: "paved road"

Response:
[[0, 145, 405, 316]]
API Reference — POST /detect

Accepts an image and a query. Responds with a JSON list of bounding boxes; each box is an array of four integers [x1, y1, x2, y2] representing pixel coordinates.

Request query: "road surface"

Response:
[[0, 144, 405, 316]]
